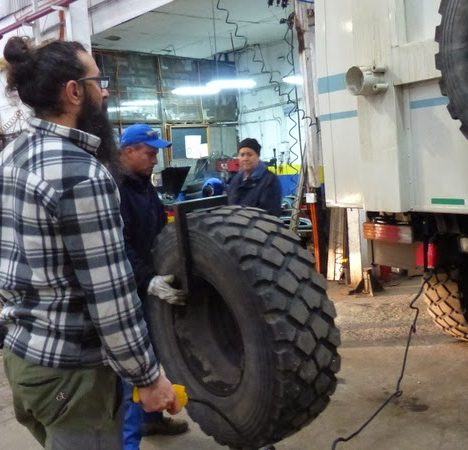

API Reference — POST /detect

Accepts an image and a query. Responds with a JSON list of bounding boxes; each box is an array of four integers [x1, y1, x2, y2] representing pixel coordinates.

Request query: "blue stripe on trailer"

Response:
[[410, 97, 449, 109], [318, 73, 347, 94], [320, 110, 358, 122]]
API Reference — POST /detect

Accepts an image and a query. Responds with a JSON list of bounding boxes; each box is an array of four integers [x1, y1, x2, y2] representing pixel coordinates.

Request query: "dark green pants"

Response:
[[3, 349, 123, 450]]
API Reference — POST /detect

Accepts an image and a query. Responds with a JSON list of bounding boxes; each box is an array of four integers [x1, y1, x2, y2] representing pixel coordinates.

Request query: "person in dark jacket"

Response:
[[228, 138, 282, 216], [119, 124, 188, 450]]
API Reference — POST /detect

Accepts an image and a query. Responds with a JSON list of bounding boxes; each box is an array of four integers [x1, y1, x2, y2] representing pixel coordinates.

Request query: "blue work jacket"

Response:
[[119, 172, 167, 297], [227, 162, 282, 216]]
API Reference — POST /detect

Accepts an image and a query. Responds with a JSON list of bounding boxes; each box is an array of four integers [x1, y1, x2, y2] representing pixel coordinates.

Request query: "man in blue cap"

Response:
[[119, 124, 189, 449]]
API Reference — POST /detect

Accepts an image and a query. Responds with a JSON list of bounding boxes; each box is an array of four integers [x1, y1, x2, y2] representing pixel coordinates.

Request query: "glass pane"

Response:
[[159, 56, 203, 122], [199, 60, 238, 122], [108, 88, 161, 122], [95, 51, 239, 124], [96, 52, 161, 122]]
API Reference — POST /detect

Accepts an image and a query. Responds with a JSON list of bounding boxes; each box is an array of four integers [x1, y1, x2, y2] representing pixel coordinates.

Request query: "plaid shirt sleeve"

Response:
[[57, 174, 159, 386]]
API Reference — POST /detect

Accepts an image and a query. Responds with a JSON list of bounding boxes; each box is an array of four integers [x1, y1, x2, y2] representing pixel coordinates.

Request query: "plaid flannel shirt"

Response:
[[0, 118, 159, 387]]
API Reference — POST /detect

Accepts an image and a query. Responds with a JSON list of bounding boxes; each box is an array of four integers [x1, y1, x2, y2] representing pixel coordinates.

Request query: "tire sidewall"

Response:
[[437, 0, 468, 135], [146, 224, 275, 434]]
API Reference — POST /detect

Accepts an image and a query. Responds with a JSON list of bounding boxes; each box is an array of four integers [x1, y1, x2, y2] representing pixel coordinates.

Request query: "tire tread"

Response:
[[182, 206, 340, 446], [423, 271, 468, 341]]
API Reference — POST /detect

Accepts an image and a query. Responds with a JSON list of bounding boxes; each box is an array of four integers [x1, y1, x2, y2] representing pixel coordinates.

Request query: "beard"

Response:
[[76, 90, 122, 181]]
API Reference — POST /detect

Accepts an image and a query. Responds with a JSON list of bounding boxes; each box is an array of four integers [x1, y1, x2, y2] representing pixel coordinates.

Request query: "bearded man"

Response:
[[0, 37, 181, 450]]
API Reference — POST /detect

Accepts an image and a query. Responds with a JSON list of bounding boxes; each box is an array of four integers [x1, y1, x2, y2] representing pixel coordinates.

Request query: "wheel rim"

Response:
[[173, 276, 245, 396]]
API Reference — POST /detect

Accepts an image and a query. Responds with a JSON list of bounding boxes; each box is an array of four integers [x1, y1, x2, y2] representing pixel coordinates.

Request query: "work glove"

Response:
[[147, 275, 186, 305]]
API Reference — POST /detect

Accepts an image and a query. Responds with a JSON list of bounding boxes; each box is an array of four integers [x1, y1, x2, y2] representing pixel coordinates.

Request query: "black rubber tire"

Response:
[[423, 271, 468, 341], [146, 205, 340, 449], [435, 0, 468, 138]]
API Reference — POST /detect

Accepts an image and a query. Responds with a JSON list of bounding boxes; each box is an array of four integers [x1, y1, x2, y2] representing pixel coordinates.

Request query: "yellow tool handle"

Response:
[[173, 384, 189, 407], [132, 384, 188, 408]]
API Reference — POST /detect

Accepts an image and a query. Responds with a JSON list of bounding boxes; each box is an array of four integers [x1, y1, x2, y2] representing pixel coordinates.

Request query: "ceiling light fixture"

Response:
[[108, 106, 142, 113], [206, 79, 256, 90], [121, 99, 159, 107], [171, 85, 221, 96], [282, 75, 303, 85], [171, 79, 257, 96]]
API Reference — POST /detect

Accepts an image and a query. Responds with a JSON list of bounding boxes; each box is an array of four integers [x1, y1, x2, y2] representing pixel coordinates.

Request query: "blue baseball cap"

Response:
[[120, 124, 172, 149]]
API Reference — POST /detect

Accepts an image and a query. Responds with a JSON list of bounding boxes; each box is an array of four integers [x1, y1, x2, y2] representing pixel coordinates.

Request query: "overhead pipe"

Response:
[[0, 0, 78, 40]]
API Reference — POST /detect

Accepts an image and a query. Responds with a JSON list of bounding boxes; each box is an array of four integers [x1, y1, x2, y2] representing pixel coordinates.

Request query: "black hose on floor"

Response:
[[331, 271, 433, 449]]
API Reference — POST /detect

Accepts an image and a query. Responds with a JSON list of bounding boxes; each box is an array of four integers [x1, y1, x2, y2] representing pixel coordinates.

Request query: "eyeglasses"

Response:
[[76, 76, 110, 90]]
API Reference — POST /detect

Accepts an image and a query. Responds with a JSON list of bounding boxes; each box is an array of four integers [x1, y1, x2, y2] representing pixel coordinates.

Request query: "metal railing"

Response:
[[5, 0, 56, 17], [0, 0, 77, 39]]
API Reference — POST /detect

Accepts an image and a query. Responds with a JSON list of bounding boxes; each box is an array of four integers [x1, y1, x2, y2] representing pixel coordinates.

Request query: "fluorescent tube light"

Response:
[[206, 79, 256, 89], [282, 75, 303, 85], [121, 100, 159, 107], [172, 85, 220, 96], [108, 106, 142, 113]]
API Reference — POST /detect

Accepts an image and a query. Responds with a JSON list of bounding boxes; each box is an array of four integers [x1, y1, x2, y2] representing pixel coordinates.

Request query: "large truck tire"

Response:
[[423, 271, 468, 341], [146, 206, 341, 449], [435, 0, 468, 138]]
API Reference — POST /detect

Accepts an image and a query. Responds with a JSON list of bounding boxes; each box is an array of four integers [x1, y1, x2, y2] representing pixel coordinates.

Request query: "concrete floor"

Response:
[[2, 276, 468, 450]]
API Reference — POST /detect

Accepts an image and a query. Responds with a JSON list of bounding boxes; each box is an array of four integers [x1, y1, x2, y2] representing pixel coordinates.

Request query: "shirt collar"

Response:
[[122, 169, 151, 188], [242, 161, 267, 181], [28, 117, 101, 155]]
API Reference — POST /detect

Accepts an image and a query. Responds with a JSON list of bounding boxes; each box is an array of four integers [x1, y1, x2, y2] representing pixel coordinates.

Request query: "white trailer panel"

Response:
[[316, 0, 468, 214]]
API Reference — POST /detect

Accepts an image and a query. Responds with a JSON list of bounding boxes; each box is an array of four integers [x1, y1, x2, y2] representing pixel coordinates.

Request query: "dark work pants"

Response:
[[3, 348, 123, 450]]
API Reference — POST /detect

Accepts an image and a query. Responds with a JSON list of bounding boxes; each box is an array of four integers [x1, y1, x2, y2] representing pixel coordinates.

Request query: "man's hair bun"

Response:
[[4, 37, 34, 87], [4, 36, 33, 66], [3, 37, 86, 116]]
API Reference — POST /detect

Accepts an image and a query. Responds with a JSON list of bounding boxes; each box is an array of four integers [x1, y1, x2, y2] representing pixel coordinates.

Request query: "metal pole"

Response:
[[31, 0, 41, 43]]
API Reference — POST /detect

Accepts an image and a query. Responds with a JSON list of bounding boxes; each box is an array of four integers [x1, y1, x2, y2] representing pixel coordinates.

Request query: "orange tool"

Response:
[[132, 384, 189, 408]]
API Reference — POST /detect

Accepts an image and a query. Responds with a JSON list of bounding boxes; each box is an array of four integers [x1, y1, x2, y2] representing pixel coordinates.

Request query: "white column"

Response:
[[68, 0, 92, 50], [347, 208, 371, 284]]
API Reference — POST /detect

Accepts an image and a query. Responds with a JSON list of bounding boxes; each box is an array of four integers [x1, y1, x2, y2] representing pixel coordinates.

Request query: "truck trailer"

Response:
[[310, 0, 468, 341]]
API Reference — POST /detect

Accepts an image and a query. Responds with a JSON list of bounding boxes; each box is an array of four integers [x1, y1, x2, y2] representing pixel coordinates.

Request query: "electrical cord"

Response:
[[0, 109, 24, 135], [250, 14, 314, 233], [217, 1, 313, 234], [331, 271, 433, 449], [267, 0, 291, 8], [216, 0, 248, 52], [280, 15, 306, 234]]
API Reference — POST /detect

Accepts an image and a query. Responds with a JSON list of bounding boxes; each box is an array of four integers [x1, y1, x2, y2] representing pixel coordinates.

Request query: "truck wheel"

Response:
[[423, 271, 468, 341], [146, 206, 340, 449], [435, 0, 468, 138]]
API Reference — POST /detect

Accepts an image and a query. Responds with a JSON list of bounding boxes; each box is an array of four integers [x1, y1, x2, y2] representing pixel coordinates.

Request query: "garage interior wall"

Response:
[[93, 37, 303, 181], [0, 1, 305, 197], [236, 39, 305, 196], [93, 49, 239, 176]]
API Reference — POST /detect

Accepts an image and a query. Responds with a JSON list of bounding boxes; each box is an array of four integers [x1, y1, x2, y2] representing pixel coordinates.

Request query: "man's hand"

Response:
[[138, 373, 182, 414], [147, 275, 186, 305]]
